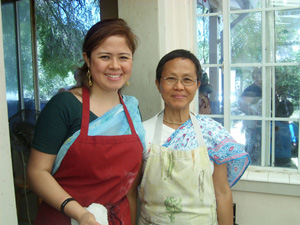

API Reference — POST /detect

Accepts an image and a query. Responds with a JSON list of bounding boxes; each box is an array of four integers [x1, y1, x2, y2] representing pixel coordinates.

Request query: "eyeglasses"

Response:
[[161, 76, 198, 86]]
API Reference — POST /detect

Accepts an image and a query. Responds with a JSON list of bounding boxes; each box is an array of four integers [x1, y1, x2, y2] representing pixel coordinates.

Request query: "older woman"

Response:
[[138, 49, 250, 225], [27, 19, 145, 225]]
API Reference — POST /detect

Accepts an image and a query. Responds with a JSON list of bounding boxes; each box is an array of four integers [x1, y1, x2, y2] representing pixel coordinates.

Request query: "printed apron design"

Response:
[[139, 112, 217, 225], [34, 87, 143, 225]]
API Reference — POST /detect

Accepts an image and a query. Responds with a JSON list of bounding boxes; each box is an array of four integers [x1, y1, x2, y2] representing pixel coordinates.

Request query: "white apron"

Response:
[[138, 112, 217, 225]]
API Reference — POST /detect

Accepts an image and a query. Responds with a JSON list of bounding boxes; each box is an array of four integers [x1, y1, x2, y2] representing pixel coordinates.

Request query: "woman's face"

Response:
[[84, 35, 132, 93], [156, 58, 200, 112]]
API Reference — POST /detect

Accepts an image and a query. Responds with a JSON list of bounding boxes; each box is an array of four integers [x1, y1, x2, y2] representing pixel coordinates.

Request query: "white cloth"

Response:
[[71, 203, 108, 225]]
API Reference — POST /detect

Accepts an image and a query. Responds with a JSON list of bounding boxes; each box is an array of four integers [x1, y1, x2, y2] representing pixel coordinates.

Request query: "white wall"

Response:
[[119, 0, 197, 120], [118, 0, 161, 120], [0, 5, 18, 225], [233, 190, 300, 225]]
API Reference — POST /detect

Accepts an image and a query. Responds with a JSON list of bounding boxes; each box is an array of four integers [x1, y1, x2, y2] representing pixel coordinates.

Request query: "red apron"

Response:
[[34, 87, 143, 225]]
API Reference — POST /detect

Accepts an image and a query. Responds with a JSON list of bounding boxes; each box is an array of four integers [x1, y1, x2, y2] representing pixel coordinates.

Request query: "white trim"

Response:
[[233, 166, 300, 197]]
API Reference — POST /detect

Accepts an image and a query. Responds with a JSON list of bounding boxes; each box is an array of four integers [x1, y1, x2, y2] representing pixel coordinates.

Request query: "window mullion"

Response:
[[261, 1, 267, 167], [223, 0, 231, 130], [14, 1, 24, 110], [30, 0, 40, 111]]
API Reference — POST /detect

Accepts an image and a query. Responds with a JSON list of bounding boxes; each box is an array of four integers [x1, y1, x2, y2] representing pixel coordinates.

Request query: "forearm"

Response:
[[126, 161, 142, 225], [27, 167, 88, 221], [216, 191, 233, 225], [27, 149, 94, 224], [213, 163, 233, 225], [126, 190, 138, 225]]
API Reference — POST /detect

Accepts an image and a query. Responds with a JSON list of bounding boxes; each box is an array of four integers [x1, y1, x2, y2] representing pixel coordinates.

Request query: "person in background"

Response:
[[27, 18, 145, 225], [138, 49, 250, 225], [239, 67, 262, 165], [198, 70, 213, 114], [274, 98, 299, 168]]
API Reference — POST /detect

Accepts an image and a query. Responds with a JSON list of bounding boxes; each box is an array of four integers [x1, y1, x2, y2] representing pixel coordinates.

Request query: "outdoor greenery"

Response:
[[36, 0, 100, 99], [2, 0, 100, 102], [196, 4, 300, 113]]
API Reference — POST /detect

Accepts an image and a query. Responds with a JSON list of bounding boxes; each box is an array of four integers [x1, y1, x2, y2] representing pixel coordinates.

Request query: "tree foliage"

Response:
[[196, 4, 300, 115], [36, 0, 100, 80]]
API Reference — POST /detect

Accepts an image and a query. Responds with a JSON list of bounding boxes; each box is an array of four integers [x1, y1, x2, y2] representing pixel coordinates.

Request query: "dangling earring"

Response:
[[87, 68, 92, 87], [126, 81, 130, 86]]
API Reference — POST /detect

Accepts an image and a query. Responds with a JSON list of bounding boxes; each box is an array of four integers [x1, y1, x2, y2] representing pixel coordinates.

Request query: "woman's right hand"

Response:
[[77, 211, 101, 225]]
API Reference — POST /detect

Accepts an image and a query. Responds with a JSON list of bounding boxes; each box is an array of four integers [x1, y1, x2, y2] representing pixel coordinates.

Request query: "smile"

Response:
[[172, 95, 186, 99], [105, 74, 122, 78]]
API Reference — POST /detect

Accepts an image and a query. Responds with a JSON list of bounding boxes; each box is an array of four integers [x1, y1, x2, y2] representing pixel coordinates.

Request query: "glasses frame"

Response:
[[160, 76, 198, 86]]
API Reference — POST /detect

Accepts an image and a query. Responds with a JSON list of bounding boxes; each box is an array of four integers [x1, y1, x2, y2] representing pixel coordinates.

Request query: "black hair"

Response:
[[156, 49, 202, 84], [276, 100, 294, 117]]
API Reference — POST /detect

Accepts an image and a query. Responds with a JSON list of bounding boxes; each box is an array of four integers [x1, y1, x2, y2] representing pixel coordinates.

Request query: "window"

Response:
[[2, 0, 100, 116], [2, 0, 35, 118], [196, 0, 300, 170], [36, 0, 100, 105], [1, 0, 101, 222]]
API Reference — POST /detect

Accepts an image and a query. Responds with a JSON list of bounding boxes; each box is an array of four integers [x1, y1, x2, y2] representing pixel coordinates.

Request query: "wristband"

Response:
[[60, 197, 75, 215]]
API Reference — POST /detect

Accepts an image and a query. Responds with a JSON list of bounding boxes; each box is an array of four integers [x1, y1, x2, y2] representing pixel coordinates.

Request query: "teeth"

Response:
[[106, 74, 121, 78]]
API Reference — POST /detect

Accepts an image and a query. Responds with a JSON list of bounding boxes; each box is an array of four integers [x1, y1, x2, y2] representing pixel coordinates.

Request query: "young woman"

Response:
[[27, 19, 145, 225], [138, 49, 250, 225]]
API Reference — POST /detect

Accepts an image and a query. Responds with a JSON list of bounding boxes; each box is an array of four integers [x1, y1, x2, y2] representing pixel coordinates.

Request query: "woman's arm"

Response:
[[213, 162, 233, 225], [27, 148, 100, 225], [126, 161, 143, 225]]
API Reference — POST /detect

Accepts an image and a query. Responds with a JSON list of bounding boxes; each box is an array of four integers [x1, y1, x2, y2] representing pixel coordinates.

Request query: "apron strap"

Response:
[[153, 110, 164, 145], [153, 111, 206, 147], [118, 92, 138, 136], [80, 87, 137, 136], [81, 86, 90, 136], [190, 112, 206, 147]]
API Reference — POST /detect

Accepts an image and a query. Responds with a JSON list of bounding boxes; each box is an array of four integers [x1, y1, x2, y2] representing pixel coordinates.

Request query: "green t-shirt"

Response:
[[32, 92, 97, 154]]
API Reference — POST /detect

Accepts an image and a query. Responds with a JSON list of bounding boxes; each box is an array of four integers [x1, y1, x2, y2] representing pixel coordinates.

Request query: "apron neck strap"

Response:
[[190, 112, 206, 146], [81, 86, 90, 135], [153, 110, 164, 145], [81, 87, 137, 136], [153, 110, 206, 146], [118, 92, 137, 136]]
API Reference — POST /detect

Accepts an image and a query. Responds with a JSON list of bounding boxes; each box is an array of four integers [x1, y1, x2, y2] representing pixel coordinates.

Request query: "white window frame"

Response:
[[196, 0, 300, 195]]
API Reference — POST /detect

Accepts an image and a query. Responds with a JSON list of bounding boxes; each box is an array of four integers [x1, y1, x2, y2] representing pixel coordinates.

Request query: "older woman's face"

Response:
[[155, 58, 200, 112]]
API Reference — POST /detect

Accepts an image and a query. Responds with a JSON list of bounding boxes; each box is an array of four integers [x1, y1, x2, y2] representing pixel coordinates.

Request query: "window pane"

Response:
[[19, 0, 35, 110], [197, 15, 223, 64], [275, 9, 300, 63], [231, 67, 262, 116], [2, 3, 20, 118], [242, 119, 262, 165], [196, 0, 222, 13], [231, 119, 245, 145], [231, 119, 264, 166], [275, 66, 300, 119], [272, 121, 299, 169], [230, 12, 262, 63], [268, 0, 300, 7], [199, 67, 224, 115], [36, 0, 100, 102], [230, 0, 261, 10]]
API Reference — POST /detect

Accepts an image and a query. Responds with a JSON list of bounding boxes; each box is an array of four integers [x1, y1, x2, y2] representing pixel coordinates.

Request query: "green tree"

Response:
[[36, 0, 100, 79], [36, 0, 100, 99]]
